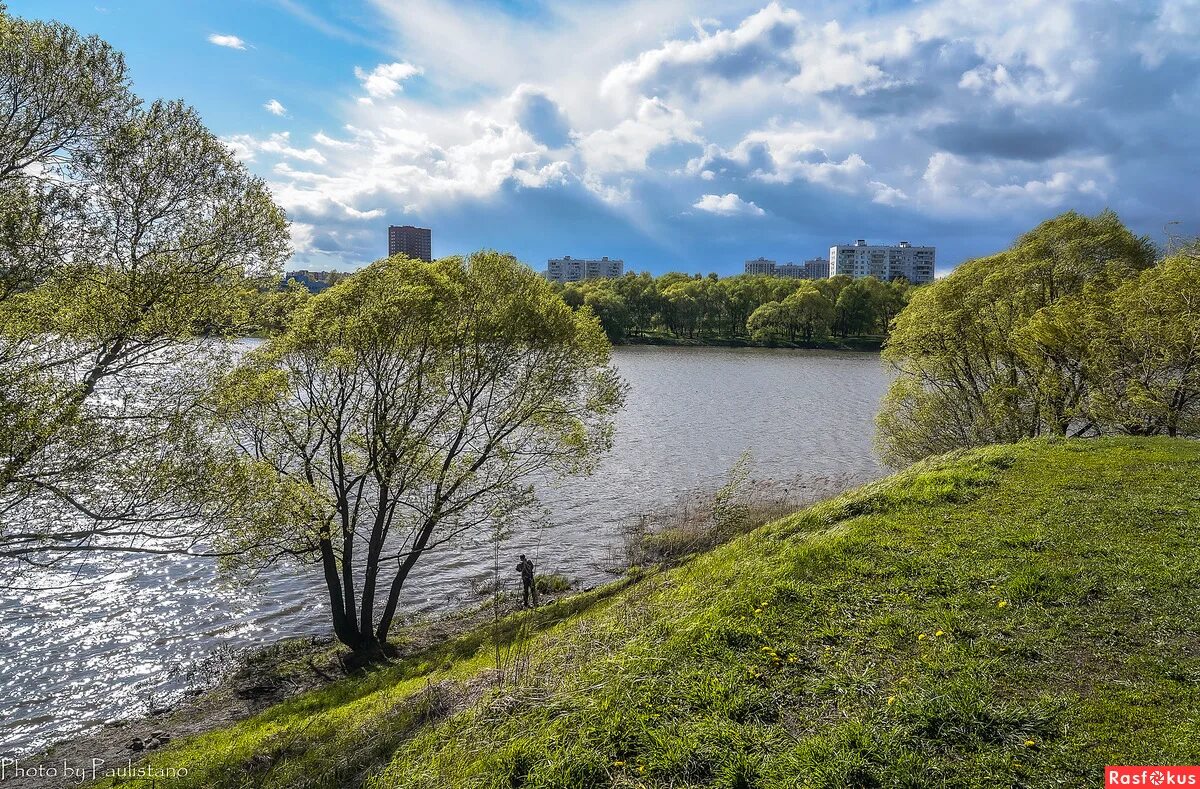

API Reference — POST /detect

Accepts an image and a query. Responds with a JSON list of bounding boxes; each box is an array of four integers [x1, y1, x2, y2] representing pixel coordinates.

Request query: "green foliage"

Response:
[[214, 251, 626, 652], [1088, 253, 1200, 437], [746, 285, 837, 342], [877, 210, 1179, 466], [244, 278, 312, 336], [0, 8, 290, 572], [555, 271, 912, 344], [534, 573, 572, 595], [109, 438, 1200, 787]]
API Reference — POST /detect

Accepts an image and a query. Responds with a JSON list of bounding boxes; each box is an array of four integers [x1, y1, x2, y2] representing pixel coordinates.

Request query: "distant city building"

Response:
[[387, 225, 432, 262], [828, 240, 935, 284], [746, 257, 830, 279], [744, 257, 777, 276], [545, 256, 624, 283], [803, 257, 830, 279], [284, 270, 343, 293]]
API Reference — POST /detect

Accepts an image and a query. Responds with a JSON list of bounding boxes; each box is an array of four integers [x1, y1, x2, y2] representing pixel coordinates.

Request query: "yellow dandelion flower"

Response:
[[612, 761, 625, 767], [918, 633, 926, 640], [997, 600, 1009, 608], [887, 696, 896, 706], [935, 630, 945, 637], [1024, 739, 1036, 747]]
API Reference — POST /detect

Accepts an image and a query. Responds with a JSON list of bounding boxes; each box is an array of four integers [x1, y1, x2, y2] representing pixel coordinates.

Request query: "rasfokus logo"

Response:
[[1107, 767, 1200, 786]]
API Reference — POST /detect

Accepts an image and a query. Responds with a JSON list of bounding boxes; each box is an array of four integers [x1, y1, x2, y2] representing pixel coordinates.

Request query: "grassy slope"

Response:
[[112, 438, 1200, 788]]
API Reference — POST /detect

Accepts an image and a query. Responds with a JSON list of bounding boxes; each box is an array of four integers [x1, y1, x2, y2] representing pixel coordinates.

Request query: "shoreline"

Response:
[[5, 586, 593, 789], [619, 334, 885, 352]]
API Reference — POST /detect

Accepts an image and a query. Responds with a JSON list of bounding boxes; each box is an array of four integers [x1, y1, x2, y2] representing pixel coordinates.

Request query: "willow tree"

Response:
[[877, 210, 1155, 466], [1089, 253, 1200, 437], [0, 9, 289, 573], [214, 252, 625, 654]]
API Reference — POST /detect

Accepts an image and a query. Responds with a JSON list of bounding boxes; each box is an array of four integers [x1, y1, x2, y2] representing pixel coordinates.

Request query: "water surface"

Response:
[[0, 346, 891, 753]]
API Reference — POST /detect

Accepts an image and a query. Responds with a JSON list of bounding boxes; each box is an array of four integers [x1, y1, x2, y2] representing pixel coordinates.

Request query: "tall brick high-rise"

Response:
[[387, 225, 432, 262]]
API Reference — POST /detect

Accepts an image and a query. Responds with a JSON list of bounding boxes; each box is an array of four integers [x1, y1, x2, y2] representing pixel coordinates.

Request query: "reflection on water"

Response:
[[0, 346, 891, 753]]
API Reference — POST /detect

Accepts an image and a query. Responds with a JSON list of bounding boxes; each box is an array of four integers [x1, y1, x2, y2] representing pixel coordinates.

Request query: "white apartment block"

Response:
[[828, 240, 935, 284], [545, 255, 624, 283]]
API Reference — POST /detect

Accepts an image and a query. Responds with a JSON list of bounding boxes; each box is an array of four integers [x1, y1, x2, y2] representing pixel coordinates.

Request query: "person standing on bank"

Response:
[[517, 554, 538, 608]]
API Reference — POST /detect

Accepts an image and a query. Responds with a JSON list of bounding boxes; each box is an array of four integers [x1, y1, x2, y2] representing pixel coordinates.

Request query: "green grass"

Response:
[[104, 437, 1200, 788]]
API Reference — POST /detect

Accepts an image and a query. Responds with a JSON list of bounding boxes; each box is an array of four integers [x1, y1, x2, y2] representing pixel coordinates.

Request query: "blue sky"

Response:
[[12, 0, 1200, 275]]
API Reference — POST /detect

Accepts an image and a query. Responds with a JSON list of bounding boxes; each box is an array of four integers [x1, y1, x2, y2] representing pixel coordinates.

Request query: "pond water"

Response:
[[0, 346, 892, 754]]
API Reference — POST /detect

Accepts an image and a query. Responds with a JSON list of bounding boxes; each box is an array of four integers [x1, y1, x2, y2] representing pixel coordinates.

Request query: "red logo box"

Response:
[[1107, 767, 1200, 786]]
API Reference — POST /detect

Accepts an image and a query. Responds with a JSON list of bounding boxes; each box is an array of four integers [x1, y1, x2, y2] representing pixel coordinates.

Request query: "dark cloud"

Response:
[[513, 89, 572, 148], [827, 81, 940, 118], [311, 232, 347, 253], [819, 37, 980, 118], [927, 111, 1086, 161]]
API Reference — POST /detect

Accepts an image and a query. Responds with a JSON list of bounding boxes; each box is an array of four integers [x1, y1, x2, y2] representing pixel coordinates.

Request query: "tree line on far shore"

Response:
[[556, 272, 913, 343], [255, 271, 916, 344]]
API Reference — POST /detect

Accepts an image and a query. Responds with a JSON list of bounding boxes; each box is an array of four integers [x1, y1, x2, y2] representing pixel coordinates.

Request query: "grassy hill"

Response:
[[105, 437, 1200, 787]]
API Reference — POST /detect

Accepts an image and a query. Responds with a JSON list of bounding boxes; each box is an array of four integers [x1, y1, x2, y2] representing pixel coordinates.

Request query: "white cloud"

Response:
[[218, 0, 1200, 269], [313, 132, 356, 149], [870, 181, 909, 206], [920, 151, 1112, 214], [354, 62, 422, 99], [207, 33, 247, 50], [601, 3, 804, 103], [224, 132, 326, 165], [693, 193, 765, 216], [264, 99, 287, 116], [577, 97, 699, 175]]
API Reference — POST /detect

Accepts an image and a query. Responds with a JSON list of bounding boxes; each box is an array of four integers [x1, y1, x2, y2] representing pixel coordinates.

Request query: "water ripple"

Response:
[[0, 346, 890, 754]]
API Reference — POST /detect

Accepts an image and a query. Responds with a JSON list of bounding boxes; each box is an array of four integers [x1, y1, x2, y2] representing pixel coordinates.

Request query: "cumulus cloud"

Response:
[[693, 193, 766, 216], [354, 62, 422, 99], [578, 97, 699, 175], [263, 99, 287, 116], [920, 151, 1112, 214], [207, 33, 247, 50], [223, 0, 1200, 271], [601, 3, 803, 103]]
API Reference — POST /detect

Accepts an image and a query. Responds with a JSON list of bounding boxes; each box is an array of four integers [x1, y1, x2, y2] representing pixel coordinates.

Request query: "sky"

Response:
[[11, 0, 1200, 275]]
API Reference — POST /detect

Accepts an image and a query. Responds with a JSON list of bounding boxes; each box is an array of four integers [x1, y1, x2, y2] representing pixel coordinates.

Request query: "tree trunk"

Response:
[[359, 489, 390, 639], [319, 537, 362, 648], [375, 519, 436, 643]]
